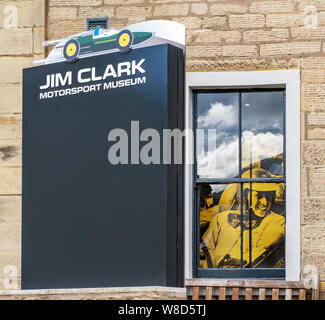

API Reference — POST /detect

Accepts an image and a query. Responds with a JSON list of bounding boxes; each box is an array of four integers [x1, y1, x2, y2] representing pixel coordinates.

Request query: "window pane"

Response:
[[243, 182, 285, 268], [200, 183, 242, 268], [241, 91, 284, 178], [196, 93, 239, 179]]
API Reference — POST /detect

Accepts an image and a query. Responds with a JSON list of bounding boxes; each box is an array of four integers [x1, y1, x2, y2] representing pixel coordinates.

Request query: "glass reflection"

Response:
[[246, 182, 285, 268], [196, 93, 239, 179], [200, 179, 285, 269], [241, 91, 284, 177], [200, 183, 242, 268]]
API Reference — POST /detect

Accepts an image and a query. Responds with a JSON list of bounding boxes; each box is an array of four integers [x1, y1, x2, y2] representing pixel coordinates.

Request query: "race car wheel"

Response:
[[63, 39, 80, 62], [117, 29, 133, 53]]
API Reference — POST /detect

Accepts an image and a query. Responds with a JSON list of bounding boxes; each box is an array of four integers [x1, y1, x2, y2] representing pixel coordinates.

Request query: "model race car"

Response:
[[33, 20, 185, 65], [62, 28, 153, 61]]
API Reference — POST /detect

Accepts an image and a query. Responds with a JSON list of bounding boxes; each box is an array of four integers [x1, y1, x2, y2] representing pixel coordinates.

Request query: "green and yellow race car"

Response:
[[34, 20, 186, 65], [62, 28, 153, 62], [38, 27, 154, 64]]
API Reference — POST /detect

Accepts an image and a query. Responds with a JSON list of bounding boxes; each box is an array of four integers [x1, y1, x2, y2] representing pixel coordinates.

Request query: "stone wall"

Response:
[[0, 0, 46, 290], [1, 0, 325, 293]]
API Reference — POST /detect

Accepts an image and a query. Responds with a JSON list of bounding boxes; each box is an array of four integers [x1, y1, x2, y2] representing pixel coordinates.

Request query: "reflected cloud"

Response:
[[197, 102, 237, 129], [198, 137, 238, 179], [242, 131, 283, 167], [197, 101, 239, 179], [197, 131, 283, 179]]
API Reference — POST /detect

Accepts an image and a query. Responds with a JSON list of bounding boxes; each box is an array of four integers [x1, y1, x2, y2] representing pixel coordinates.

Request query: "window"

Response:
[[194, 89, 285, 279], [184, 71, 300, 281]]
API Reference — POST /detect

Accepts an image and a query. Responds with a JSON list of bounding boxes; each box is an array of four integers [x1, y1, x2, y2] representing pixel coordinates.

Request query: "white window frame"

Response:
[[184, 70, 300, 281]]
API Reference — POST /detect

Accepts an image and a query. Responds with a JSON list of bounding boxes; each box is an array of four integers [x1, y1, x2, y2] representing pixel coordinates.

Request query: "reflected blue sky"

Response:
[[196, 92, 239, 178], [242, 91, 284, 135], [196, 90, 284, 179]]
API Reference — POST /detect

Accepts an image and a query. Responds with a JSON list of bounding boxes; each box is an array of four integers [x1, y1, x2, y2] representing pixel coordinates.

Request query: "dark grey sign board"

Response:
[[22, 44, 183, 289]]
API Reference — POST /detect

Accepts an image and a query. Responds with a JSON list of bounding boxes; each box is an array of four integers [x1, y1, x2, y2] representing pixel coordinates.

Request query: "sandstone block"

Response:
[[0, 141, 21, 167], [0, 28, 32, 55], [302, 57, 325, 69], [243, 29, 289, 42], [33, 0, 45, 26], [302, 225, 325, 255], [116, 6, 152, 18], [210, 3, 248, 15], [266, 14, 301, 27], [291, 27, 325, 40], [0, 195, 21, 228], [302, 68, 325, 83], [104, 0, 146, 3], [0, 115, 21, 141], [186, 45, 221, 58], [260, 42, 321, 55], [0, 167, 21, 195], [202, 16, 227, 29], [191, 3, 208, 15], [0, 57, 33, 84], [48, 20, 87, 39], [186, 57, 299, 72], [79, 7, 115, 19], [195, 30, 241, 44], [153, 4, 189, 16], [302, 198, 325, 224], [309, 169, 325, 196], [32, 53, 45, 61], [307, 113, 325, 126], [172, 17, 202, 30], [127, 16, 146, 24], [48, 7, 78, 22], [49, 0, 102, 6], [229, 14, 265, 29], [298, 0, 325, 11], [106, 18, 128, 30], [250, 1, 295, 13], [307, 127, 325, 140], [301, 168, 308, 197], [0, 84, 22, 114], [302, 84, 325, 112], [301, 112, 305, 141], [33, 27, 45, 55], [303, 141, 325, 166], [185, 30, 196, 44], [222, 45, 257, 57], [150, 0, 197, 2]]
